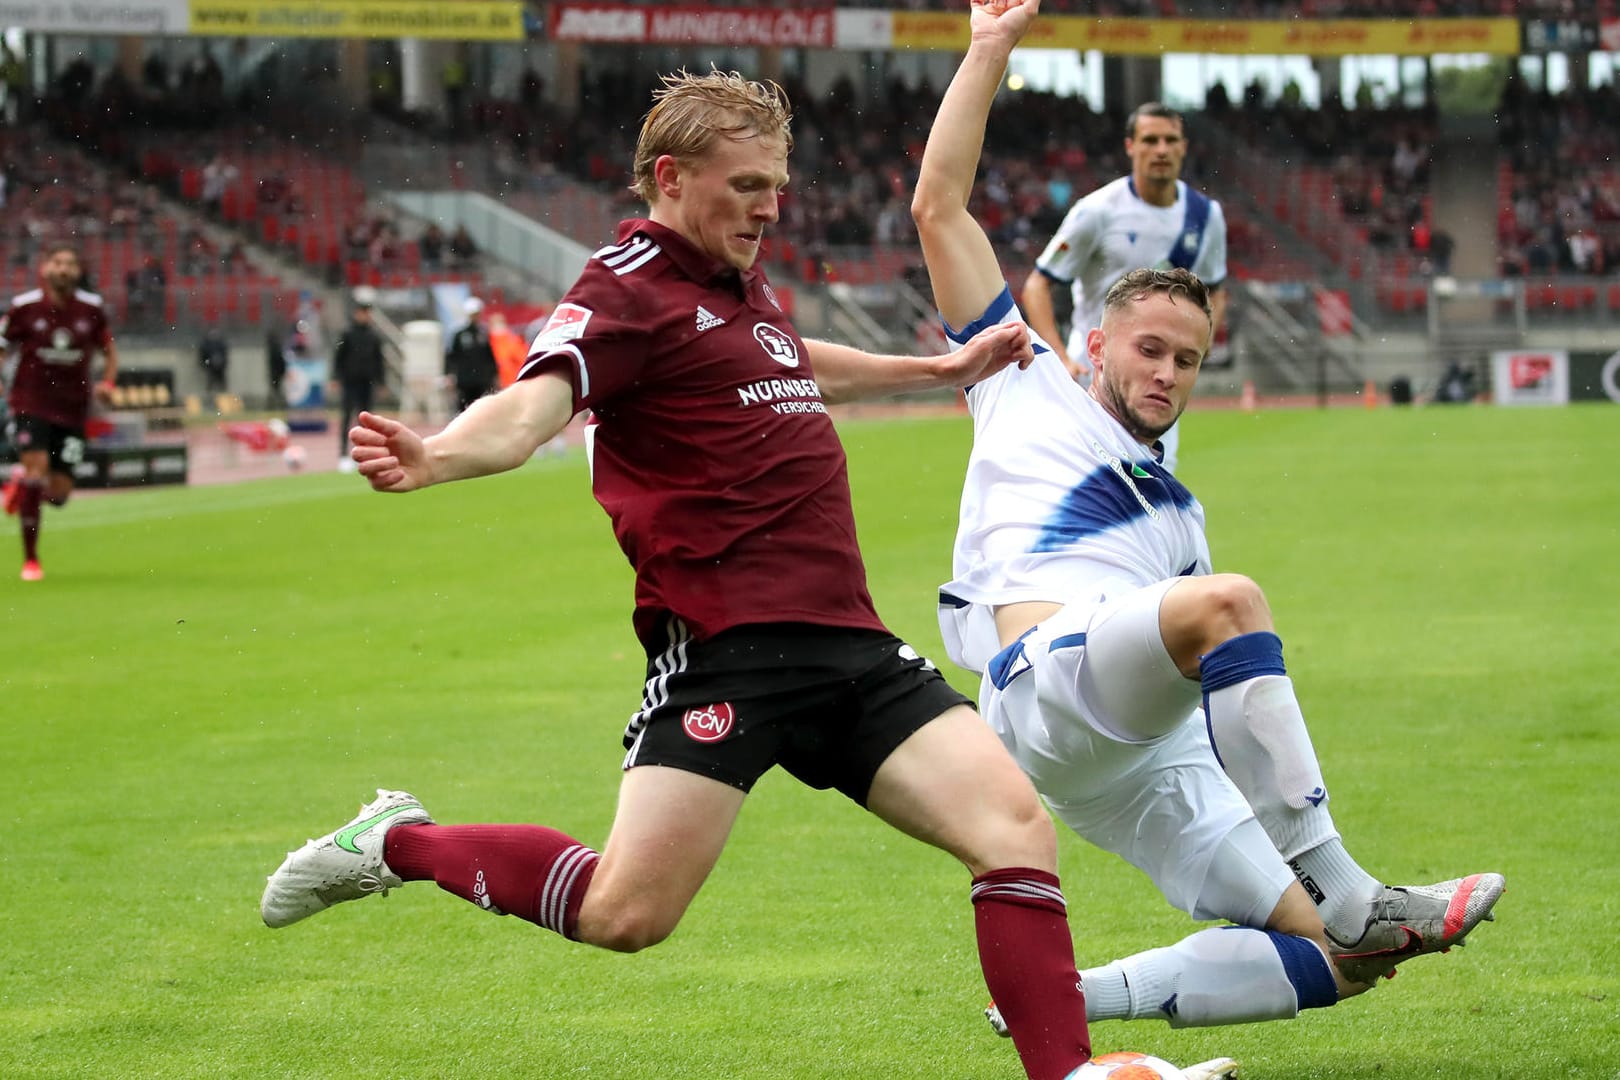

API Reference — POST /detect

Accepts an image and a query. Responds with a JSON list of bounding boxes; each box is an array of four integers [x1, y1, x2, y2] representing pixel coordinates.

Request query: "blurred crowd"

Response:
[[1497, 74, 1620, 277], [15, 31, 1619, 305]]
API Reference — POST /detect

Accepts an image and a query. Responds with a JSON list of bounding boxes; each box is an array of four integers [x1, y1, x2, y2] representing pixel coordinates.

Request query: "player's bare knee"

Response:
[[1196, 573, 1272, 642], [971, 786, 1057, 874]]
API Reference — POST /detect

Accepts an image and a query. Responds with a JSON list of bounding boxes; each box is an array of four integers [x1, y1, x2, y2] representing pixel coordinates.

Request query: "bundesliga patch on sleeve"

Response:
[[533, 303, 593, 349]]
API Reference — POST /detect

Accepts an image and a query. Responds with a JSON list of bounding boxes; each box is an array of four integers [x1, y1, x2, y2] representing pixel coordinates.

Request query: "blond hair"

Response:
[[631, 70, 793, 204]]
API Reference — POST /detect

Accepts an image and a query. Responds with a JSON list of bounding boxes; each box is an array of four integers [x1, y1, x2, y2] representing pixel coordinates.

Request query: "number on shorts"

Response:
[[60, 436, 86, 465]]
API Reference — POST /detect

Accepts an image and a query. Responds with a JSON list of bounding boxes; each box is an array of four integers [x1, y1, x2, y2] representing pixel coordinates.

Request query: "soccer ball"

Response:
[[282, 444, 307, 470], [1066, 1052, 1187, 1080]]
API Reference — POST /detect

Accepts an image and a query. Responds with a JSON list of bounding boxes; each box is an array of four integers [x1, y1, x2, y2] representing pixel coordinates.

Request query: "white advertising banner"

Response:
[[1491, 349, 1570, 406], [0, 0, 188, 33]]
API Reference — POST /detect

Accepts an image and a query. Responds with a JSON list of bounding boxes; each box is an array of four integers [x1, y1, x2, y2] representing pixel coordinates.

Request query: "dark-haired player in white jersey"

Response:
[[1020, 100, 1226, 474], [261, 68, 1094, 1079], [913, 0, 1503, 1039], [1, 244, 118, 581]]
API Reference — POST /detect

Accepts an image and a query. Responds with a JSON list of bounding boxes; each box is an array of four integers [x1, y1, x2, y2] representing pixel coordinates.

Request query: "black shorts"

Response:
[[622, 620, 973, 805], [6, 414, 86, 476]]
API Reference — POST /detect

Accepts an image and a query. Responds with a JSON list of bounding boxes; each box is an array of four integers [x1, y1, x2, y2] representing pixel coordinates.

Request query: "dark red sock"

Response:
[[18, 480, 43, 561], [971, 867, 1091, 1080], [385, 823, 599, 939]]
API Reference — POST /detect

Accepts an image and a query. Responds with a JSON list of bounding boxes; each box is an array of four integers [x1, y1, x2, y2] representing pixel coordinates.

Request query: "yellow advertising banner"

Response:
[[187, 0, 526, 40], [890, 14, 1521, 56]]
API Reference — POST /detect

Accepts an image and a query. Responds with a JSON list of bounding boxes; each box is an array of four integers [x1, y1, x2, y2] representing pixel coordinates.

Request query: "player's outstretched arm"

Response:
[[351, 371, 574, 492], [807, 324, 1031, 404], [912, 0, 1041, 332]]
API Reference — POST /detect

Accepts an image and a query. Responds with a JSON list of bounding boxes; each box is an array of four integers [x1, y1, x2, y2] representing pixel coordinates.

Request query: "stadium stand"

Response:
[[1492, 74, 1620, 319], [0, 133, 297, 335], [31, 20, 1618, 354]]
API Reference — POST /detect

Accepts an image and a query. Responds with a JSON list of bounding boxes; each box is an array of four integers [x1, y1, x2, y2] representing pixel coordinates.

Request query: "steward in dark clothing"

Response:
[[331, 303, 389, 460], [444, 315, 498, 413]]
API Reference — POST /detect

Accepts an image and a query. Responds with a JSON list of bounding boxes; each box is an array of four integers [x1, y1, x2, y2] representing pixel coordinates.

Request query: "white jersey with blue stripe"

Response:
[[1035, 176, 1227, 355], [938, 285, 1212, 673]]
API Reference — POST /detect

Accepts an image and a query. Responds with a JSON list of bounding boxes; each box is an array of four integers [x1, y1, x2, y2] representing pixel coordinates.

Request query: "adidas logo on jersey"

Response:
[[695, 306, 726, 332]]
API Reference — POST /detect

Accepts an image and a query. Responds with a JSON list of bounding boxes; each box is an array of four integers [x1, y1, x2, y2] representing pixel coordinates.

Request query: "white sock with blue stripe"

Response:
[[1201, 631, 1380, 941], [1081, 927, 1338, 1028]]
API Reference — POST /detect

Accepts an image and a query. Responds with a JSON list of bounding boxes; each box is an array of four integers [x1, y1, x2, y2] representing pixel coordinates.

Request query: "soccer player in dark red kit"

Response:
[[262, 70, 1093, 1078], [1, 244, 118, 581]]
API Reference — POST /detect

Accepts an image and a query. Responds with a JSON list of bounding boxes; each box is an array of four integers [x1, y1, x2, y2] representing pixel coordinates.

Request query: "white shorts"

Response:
[[980, 578, 1291, 921]]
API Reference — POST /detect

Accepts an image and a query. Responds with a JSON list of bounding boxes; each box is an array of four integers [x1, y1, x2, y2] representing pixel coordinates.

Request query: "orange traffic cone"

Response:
[[1363, 379, 1378, 409]]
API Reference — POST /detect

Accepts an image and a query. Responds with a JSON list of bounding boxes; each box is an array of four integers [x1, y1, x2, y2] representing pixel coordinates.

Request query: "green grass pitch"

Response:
[[1, 403, 1616, 1078]]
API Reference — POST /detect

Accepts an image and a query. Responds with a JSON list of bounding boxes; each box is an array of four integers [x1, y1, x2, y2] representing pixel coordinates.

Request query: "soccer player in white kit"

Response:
[[1019, 102, 1227, 474], [913, 0, 1505, 1034]]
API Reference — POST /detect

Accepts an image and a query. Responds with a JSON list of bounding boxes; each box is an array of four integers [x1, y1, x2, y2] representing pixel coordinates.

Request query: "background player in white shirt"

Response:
[[913, 0, 1504, 1034], [1019, 101, 1227, 473]]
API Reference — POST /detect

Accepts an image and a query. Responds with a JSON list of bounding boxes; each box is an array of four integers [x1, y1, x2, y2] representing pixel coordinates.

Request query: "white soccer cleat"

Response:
[[1181, 1058, 1240, 1080], [261, 788, 432, 928], [1329, 872, 1506, 984], [985, 1000, 1010, 1037]]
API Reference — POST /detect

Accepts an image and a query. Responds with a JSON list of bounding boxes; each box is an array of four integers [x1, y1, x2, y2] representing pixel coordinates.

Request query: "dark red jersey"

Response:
[[1, 287, 113, 429], [522, 219, 886, 648]]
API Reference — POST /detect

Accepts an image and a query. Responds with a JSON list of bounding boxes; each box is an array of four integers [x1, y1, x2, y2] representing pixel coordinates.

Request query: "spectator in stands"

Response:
[[221, 238, 248, 272], [443, 296, 497, 413], [1429, 229, 1455, 275], [201, 153, 237, 217], [363, 220, 401, 269], [417, 222, 445, 269], [447, 223, 478, 267], [141, 52, 169, 97], [180, 225, 216, 275], [1389, 134, 1427, 194], [124, 256, 167, 329], [198, 325, 230, 395], [55, 55, 94, 107], [1567, 228, 1600, 274], [329, 289, 390, 472]]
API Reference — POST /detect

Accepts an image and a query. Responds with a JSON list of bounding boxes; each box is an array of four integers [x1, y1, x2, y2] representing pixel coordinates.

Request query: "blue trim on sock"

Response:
[[1263, 930, 1339, 1011], [1198, 631, 1286, 693]]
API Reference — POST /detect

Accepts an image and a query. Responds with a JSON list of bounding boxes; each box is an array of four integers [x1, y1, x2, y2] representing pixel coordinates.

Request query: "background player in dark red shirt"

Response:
[[262, 70, 1091, 1078], [1, 244, 118, 580]]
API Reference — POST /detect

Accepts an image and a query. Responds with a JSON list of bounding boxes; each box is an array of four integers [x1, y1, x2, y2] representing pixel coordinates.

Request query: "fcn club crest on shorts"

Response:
[[682, 702, 736, 743]]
